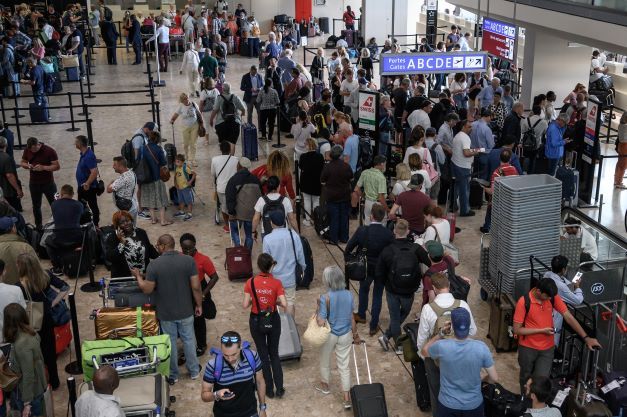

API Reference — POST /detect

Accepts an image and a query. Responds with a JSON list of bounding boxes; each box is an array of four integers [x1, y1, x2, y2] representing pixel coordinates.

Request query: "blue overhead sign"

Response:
[[379, 51, 488, 75]]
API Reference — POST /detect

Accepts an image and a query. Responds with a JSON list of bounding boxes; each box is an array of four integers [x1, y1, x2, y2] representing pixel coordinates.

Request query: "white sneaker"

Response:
[[173, 211, 186, 218], [184, 213, 193, 221], [303, 219, 312, 227]]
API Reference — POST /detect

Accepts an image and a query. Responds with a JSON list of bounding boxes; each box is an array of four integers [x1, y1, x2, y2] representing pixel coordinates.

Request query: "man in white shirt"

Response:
[[251, 175, 298, 238], [147, 19, 170, 72], [408, 101, 433, 131], [211, 141, 239, 230], [451, 119, 480, 217], [562, 218, 598, 262], [458, 32, 472, 51], [340, 69, 359, 122], [75, 365, 125, 417], [0, 259, 26, 339], [590, 50, 608, 83], [416, 271, 477, 415]]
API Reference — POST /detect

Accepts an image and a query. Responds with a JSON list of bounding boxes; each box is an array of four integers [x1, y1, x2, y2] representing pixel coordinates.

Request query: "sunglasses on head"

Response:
[[221, 336, 240, 344]]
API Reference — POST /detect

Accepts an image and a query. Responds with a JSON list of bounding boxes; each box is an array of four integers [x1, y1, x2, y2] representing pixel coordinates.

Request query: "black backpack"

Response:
[[325, 35, 338, 48], [388, 243, 421, 295], [522, 118, 542, 153], [357, 135, 373, 171], [103, 6, 112, 21], [261, 195, 285, 236], [121, 133, 142, 168], [220, 94, 236, 121]]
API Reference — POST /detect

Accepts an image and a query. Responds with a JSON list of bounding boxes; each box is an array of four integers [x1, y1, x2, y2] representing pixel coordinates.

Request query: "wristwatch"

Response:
[[259, 403, 267, 411]]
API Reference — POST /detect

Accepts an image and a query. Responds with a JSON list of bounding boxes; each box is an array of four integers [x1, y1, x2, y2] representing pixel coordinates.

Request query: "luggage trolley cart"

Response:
[[81, 346, 176, 417]]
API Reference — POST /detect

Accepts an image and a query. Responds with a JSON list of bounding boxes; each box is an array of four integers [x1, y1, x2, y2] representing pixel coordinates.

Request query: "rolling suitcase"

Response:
[[106, 276, 141, 299], [404, 323, 430, 411], [240, 39, 250, 57], [556, 151, 579, 206], [313, 82, 324, 102], [65, 66, 80, 81], [164, 143, 176, 172], [241, 123, 259, 161], [566, 348, 612, 417], [342, 29, 354, 47], [54, 322, 72, 355], [278, 312, 302, 361], [49, 71, 63, 93], [93, 306, 159, 340], [114, 292, 155, 308], [351, 342, 389, 417], [487, 272, 518, 352], [30, 102, 49, 123], [600, 371, 627, 417], [319, 17, 329, 34], [225, 222, 253, 281], [469, 178, 484, 209]]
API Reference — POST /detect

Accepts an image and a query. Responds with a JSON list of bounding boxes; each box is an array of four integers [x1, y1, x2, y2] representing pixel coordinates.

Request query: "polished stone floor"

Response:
[[6, 37, 587, 417]]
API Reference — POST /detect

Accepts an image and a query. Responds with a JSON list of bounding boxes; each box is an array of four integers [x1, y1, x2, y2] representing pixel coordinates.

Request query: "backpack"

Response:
[[182, 162, 196, 188], [357, 135, 373, 171], [522, 292, 554, 328], [429, 299, 462, 338], [425, 258, 470, 301], [388, 243, 421, 295], [310, 102, 329, 133], [220, 94, 236, 121], [44, 73, 55, 94], [316, 138, 329, 155], [522, 118, 542, 153], [210, 341, 257, 383], [121, 133, 142, 168], [201, 90, 216, 113], [103, 6, 112, 21], [261, 195, 285, 235], [325, 35, 338, 48], [422, 148, 439, 183]]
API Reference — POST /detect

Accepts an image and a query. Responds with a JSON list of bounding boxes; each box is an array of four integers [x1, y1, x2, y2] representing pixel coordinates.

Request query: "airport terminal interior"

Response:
[[0, 0, 625, 416]]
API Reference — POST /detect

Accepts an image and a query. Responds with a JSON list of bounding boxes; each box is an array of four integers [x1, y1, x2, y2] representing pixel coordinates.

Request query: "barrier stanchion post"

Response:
[[80, 229, 100, 293], [67, 376, 77, 417], [595, 156, 604, 204], [78, 80, 90, 116], [156, 101, 161, 129], [85, 111, 101, 163], [295, 195, 302, 232], [11, 85, 24, 119], [149, 85, 156, 119], [66, 93, 80, 132], [272, 105, 285, 148], [606, 106, 613, 143], [64, 292, 83, 375], [13, 107, 23, 148], [0, 95, 5, 122]]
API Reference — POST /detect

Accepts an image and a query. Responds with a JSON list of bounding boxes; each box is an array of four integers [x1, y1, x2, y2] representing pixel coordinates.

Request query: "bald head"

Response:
[[158, 234, 176, 250], [92, 365, 120, 395]]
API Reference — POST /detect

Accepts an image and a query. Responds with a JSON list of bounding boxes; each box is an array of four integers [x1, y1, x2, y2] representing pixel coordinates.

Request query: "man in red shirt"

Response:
[[513, 278, 601, 393], [342, 6, 356, 30], [389, 174, 432, 235], [480, 148, 519, 233], [180, 233, 220, 356]]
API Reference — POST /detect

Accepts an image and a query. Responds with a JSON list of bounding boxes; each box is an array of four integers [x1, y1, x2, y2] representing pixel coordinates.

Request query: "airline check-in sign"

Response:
[[380, 51, 488, 75]]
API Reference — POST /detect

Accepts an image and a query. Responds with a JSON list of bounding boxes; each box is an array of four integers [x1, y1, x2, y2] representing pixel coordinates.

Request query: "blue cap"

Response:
[[451, 308, 471, 338], [0, 216, 17, 232], [268, 210, 285, 227]]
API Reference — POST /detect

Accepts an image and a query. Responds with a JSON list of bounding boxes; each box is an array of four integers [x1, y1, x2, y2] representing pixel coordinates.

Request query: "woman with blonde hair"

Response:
[[251, 150, 296, 199], [358, 48, 373, 81], [16, 252, 69, 391], [170, 92, 203, 166], [390, 163, 412, 200], [408, 153, 432, 192]]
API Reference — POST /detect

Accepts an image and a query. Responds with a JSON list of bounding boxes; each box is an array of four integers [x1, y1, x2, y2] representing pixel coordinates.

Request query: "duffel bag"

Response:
[[94, 306, 159, 340], [482, 382, 530, 417], [61, 54, 79, 68], [81, 334, 171, 382]]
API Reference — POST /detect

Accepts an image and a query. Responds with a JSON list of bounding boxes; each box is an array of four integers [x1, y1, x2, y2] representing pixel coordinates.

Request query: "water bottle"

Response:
[[155, 406, 161, 417]]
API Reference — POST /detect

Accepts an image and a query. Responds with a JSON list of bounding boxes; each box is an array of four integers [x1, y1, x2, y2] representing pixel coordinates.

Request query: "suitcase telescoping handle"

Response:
[[91, 346, 158, 374], [351, 341, 372, 385], [575, 346, 601, 405]]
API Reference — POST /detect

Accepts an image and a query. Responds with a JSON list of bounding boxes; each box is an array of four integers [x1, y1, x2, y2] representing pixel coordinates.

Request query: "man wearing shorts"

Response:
[[210, 141, 239, 230]]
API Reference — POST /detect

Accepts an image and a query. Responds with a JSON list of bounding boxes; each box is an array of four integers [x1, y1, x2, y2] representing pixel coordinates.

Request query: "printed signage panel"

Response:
[[482, 18, 516, 61], [358, 91, 377, 131], [379, 51, 488, 75]]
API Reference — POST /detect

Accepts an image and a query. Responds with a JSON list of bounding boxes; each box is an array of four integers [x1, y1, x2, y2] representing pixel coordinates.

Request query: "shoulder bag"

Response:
[[251, 276, 274, 334], [145, 144, 170, 182], [303, 295, 331, 347], [114, 172, 136, 211], [0, 352, 19, 391], [431, 224, 459, 265], [345, 227, 368, 281], [192, 102, 206, 137], [24, 285, 44, 332], [213, 155, 232, 202]]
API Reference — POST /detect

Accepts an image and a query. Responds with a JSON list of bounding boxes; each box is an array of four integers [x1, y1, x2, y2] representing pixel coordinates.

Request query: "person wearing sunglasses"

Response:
[[201, 331, 267, 417], [243, 253, 288, 399]]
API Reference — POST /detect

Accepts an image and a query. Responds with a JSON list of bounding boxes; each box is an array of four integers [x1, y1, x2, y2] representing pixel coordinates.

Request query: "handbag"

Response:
[[146, 144, 170, 182], [114, 172, 136, 211], [423, 148, 440, 183], [193, 103, 206, 137], [0, 353, 19, 391], [251, 276, 274, 334], [431, 225, 459, 265], [24, 285, 44, 332], [303, 296, 331, 347], [345, 227, 368, 281]]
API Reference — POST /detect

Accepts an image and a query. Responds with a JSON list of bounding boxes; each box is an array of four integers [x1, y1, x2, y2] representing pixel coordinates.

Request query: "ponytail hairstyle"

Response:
[[264, 78, 272, 94], [299, 110, 308, 128]]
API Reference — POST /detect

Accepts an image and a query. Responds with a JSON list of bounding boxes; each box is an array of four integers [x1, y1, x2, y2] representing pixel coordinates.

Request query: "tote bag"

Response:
[[24, 286, 44, 332]]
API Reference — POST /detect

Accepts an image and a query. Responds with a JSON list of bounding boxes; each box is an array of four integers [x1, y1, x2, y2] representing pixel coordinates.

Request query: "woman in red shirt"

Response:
[[243, 253, 288, 398], [251, 150, 296, 199]]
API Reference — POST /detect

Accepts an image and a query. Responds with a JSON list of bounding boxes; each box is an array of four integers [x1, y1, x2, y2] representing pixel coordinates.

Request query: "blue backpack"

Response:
[[210, 341, 257, 383]]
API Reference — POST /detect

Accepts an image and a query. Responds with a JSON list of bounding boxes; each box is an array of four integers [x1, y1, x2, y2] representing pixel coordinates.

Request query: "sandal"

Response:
[[161, 221, 173, 226], [151, 219, 158, 225]]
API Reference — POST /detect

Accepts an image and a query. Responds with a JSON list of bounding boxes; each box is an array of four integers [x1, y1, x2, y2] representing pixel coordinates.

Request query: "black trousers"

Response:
[[259, 108, 277, 138], [78, 187, 100, 226], [106, 42, 117, 64], [29, 182, 56, 228], [132, 41, 142, 64], [40, 320, 60, 389], [193, 315, 207, 351], [249, 312, 283, 393]]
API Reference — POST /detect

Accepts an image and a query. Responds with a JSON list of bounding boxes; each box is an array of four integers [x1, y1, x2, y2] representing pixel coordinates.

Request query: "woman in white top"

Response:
[[182, 10, 196, 44], [390, 163, 412, 200], [169, 93, 202, 166], [291, 110, 317, 160], [416, 205, 450, 245], [180, 43, 200, 97], [403, 126, 433, 167], [199, 77, 220, 145], [407, 153, 432, 192], [450, 73, 468, 109]]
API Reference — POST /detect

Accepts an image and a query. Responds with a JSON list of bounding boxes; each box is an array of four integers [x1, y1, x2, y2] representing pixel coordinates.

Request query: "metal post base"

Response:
[[272, 143, 286, 148], [152, 80, 166, 87], [65, 360, 83, 375], [80, 281, 101, 293], [11, 115, 24, 119], [66, 127, 80, 132]]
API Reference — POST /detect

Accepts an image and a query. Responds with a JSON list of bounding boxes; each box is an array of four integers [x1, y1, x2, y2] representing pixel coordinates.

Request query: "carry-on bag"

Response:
[[225, 221, 253, 281], [600, 371, 627, 417], [298, 235, 314, 288], [487, 272, 518, 352], [350, 342, 389, 417], [278, 312, 302, 361], [106, 276, 141, 299], [402, 322, 430, 411], [65, 66, 80, 81], [241, 123, 259, 161], [81, 334, 171, 382], [566, 348, 612, 417], [93, 306, 159, 340], [482, 382, 529, 417], [61, 54, 79, 68], [469, 178, 484, 209], [29, 102, 49, 123], [342, 29, 354, 47], [54, 322, 72, 355]]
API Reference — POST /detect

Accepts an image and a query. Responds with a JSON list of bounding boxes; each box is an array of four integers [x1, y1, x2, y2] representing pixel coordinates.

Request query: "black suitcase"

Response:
[[342, 29, 354, 48], [297, 236, 314, 288], [164, 143, 176, 171], [404, 323, 430, 411], [482, 382, 529, 417], [114, 292, 155, 308], [469, 178, 484, 209], [29, 102, 49, 123], [240, 39, 250, 57], [600, 371, 627, 417], [351, 342, 388, 417]]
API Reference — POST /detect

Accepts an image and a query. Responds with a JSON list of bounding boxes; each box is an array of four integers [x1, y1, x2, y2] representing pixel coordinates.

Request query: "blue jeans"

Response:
[[10, 391, 44, 416], [378, 131, 390, 156], [482, 204, 492, 231], [357, 275, 384, 331], [385, 291, 414, 343], [327, 201, 350, 243], [436, 400, 484, 417], [230, 220, 253, 250], [132, 40, 142, 64], [548, 158, 559, 176], [452, 164, 471, 215], [161, 315, 200, 379], [434, 73, 445, 91]]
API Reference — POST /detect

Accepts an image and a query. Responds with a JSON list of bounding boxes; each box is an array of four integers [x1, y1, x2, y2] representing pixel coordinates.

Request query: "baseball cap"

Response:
[[143, 122, 158, 131], [426, 127, 437, 137], [268, 210, 285, 227], [425, 240, 444, 258], [239, 157, 251, 169], [0, 216, 17, 233], [451, 307, 471, 338], [407, 174, 424, 190]]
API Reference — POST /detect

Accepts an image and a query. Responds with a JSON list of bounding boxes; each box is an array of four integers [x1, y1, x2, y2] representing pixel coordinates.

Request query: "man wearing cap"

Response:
[[422, 307, 498, 417], [131, 122, 159, 219], [240, 66, 264, 126], [417, 271, 478, 415], [225, 158, 262, 250], [0, 216, 37, 284], [407, 101, 433, 131], [388, 174, 432, 236], [262, 210, 306, 318]]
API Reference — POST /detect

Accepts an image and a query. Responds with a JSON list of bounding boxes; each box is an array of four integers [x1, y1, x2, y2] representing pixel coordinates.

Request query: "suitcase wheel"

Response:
[[170, 396, 176, 403], [167, 412, 175, 417]]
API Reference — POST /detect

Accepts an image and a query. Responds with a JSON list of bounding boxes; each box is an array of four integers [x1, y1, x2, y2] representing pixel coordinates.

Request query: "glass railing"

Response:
[[504, 0, 627, 25]]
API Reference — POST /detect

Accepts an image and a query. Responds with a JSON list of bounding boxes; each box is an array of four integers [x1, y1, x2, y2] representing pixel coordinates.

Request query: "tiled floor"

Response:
[[12, 37, 624, 416]]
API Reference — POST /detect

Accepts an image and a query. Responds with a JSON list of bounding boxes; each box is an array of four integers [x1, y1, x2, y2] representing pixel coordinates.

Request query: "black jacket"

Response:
[[104, 227, 158, 278], [299, 151, 324, 196], [100, 20, 119, 45], [502, 113, 522, 145], [346, 224, 395, 277], [375, 238, 431, 294]]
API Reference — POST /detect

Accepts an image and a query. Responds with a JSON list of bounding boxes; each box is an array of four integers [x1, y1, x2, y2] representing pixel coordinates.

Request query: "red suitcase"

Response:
[[54, 322, 72, 355], [225, 223, 253, 281]]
